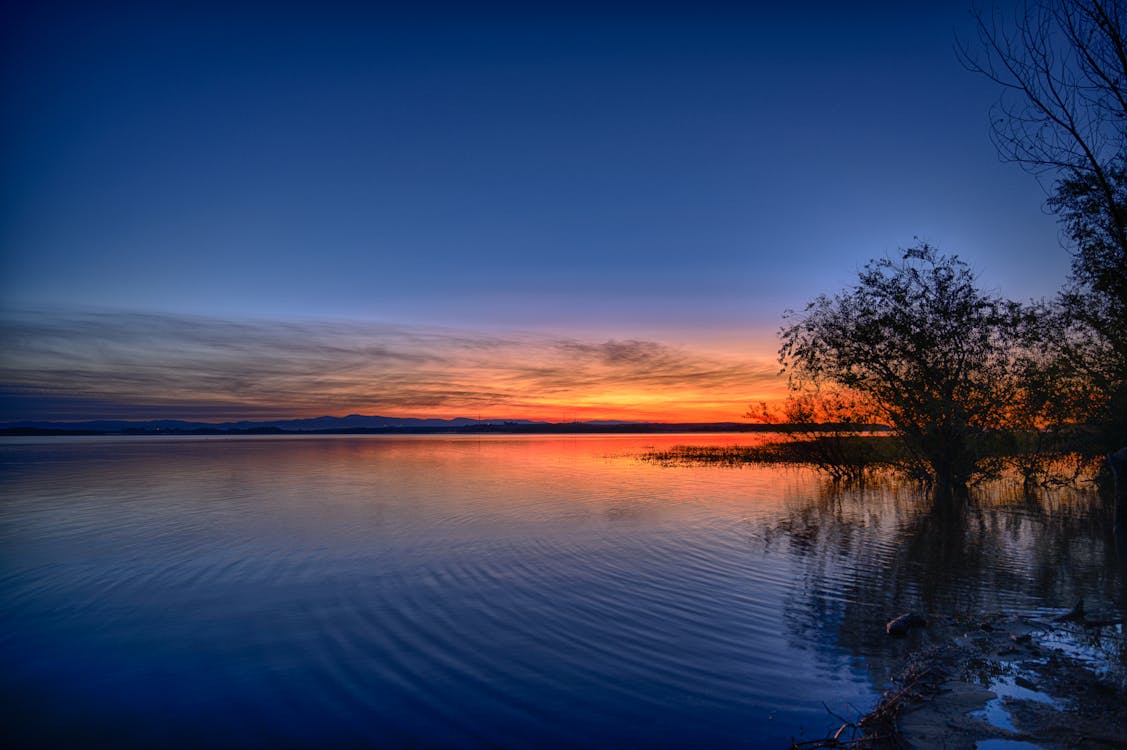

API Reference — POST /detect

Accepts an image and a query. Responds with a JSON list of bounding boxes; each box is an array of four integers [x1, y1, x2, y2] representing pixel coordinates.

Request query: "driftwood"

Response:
[[1054, 599, 1124, 628], [1055, 599, 1087, 623], [885, 613, 927, 637], [794, 603, 1125, 750], [790, 651, 945, 749]]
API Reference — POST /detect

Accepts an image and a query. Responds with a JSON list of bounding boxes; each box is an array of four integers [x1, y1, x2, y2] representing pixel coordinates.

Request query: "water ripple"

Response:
[[1, 435, 1115, 748]]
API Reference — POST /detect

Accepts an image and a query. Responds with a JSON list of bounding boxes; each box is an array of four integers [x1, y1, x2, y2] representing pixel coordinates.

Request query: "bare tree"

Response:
[[959, 0, 1127, 447], [958, 1, 1125, 186]]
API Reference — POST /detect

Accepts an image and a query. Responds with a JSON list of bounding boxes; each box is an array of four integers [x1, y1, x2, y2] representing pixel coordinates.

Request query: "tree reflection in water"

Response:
[[759, 475, 1125, 688]]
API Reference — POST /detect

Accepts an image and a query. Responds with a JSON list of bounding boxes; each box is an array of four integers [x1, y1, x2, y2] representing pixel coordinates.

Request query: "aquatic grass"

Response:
[[640, 434, 1101, 488], [640, 435, 908, 481]]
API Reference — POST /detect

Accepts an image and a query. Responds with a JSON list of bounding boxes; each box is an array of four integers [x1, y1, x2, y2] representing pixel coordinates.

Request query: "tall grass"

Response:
[[641, 433, 1102, 487], [641, 434, 906, 481]]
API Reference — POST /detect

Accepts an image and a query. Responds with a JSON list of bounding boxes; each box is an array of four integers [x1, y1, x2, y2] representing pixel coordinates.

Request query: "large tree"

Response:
[[779, 245, 1025, 490], [960, 0, 1127, 446]]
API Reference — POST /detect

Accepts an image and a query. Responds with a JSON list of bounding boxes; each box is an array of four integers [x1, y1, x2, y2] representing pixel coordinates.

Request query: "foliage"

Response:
[[745, 389, 888, 482], [960, 0, 1127, 450], [640, 437, 908, 479], [778, 245, 1026, 489], [1050, 167, 1127, 447]]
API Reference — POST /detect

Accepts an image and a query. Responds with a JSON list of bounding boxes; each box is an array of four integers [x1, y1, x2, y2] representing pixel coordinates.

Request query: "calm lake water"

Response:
[[1, 434, 1122, 748]]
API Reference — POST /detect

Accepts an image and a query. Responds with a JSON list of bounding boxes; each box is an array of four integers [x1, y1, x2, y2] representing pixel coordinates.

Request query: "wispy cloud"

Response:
[[0, 310, 784, 421]]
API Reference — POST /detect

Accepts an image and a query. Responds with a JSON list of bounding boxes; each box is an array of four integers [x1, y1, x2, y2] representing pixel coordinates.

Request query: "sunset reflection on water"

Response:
[[1, 435, 1119, 749]]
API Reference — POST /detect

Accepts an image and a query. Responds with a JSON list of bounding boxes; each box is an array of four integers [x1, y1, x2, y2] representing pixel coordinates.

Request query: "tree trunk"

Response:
[[1110, 448, 1127, 622], [927, 432, 973, 496], [1110, 448, 1127, 543]]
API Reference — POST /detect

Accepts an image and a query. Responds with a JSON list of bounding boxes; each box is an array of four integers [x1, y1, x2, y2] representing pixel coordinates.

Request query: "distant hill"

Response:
[[0, 415, 889, 436], [0, 414, 544, 434]]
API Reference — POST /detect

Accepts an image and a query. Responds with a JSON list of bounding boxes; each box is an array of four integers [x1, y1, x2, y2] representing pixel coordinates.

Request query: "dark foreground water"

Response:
[[1, 435, 1123, 748]]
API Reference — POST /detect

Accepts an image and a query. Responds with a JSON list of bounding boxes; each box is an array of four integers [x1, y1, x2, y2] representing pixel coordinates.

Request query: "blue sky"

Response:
[[0, 1, 1071, 420]]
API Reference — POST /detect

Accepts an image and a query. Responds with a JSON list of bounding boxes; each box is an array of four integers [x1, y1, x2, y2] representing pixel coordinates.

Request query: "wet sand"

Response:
[[795, 609, 1127, 749], [891, 612, 1127, 749]]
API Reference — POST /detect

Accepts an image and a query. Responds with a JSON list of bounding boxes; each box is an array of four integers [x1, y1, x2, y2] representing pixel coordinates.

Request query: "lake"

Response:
[[1, 434, 1121, 748]]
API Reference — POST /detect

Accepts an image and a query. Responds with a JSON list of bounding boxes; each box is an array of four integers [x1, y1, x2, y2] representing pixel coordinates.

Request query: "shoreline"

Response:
[[797, 609, 1127, 749], [0, 422, 888, 437]]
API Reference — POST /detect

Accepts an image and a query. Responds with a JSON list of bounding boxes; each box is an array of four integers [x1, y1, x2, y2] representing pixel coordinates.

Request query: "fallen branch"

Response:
[[1053, 599, 1124, 629], [790, 734, 895, 749], [790, 646, 949, 750]]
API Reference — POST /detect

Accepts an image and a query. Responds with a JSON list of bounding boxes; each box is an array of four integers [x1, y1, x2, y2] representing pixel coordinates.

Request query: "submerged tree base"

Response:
[[640, 437, 1104, 489], [640, 435, 907, 479]]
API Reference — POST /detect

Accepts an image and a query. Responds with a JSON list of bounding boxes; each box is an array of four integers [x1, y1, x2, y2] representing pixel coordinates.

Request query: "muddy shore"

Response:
[[797, 609, 1127, 749]]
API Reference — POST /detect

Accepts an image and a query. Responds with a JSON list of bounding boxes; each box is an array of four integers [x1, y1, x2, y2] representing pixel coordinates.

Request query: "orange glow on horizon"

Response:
[[2, 310, 790, 423], [258, 327, 791, 423], [345, 378, 793, 424]]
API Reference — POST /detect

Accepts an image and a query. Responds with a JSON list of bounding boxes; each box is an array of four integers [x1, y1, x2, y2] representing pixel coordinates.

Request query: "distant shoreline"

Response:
[[0, 422, 890, 437]]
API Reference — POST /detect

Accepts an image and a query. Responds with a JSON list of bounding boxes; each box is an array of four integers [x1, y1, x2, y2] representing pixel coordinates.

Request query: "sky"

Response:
[[1, 1, 1071, 422]]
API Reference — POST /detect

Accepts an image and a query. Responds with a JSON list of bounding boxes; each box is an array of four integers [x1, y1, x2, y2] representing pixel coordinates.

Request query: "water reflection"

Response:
[[763, 475, 1125, 687], [0, 435, 1122, 748]]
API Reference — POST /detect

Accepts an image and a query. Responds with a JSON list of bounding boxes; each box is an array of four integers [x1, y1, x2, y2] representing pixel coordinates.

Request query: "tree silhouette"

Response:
[[960, 0, 1127, 447], [779, 245, 1025, 491]]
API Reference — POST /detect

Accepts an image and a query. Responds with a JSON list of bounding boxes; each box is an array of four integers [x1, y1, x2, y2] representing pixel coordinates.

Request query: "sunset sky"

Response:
[[2, 1, 1068, 422]]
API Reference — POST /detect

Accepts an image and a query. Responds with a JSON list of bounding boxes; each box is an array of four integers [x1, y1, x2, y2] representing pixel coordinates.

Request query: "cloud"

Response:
[[0, 309, 784, 421]]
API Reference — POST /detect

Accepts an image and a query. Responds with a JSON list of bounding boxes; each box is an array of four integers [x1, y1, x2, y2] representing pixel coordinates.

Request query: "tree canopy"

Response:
[[960, 0, 1127, 447], [779, 245, 1025, 489], [772, 3, 1125, 489]]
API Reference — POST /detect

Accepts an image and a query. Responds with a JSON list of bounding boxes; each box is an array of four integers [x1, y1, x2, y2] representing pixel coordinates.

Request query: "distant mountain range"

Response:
[[0, 414, 825, 435], [2, 414, 539, 433]]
